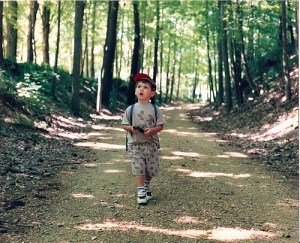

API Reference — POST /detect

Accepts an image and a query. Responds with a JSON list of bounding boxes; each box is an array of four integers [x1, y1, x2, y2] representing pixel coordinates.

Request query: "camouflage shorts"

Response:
[[128, 143, 160, 177]]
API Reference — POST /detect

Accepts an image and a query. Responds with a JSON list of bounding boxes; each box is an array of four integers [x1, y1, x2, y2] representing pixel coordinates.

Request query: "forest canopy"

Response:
[[0, 0, 298, 115]]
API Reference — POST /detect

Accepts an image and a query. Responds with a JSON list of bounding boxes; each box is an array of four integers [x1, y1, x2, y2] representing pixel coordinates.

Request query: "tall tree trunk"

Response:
[[217, 1, 224, 106], [152, 1, 160, 83], [42, 2, 50, 65], [70, 1, 85, 116], [220, 1, 232, 112], [6, 0, 18, 62], [117, 12, 124, 77], [82, 10, 89, 78], [164, 36, 171, 103], [236, 0, 258, 96], [90, 1, 96, 79], [101, 1, 119, 108], [151, 0, 160, 104], [52, 0, 61, 98], [127, 1, 140, 106], [54, 1, 61, 71], [230, 2, 243, 105], [176, 49, 182, 100], [205, 1, 215, 103], [287, 1, 295, 52], [0, 1, 3, 63], [27, 1, 39, 63], [159, 6, 164, 104], [281, 0, 291, 102], [295, 1, 298, 52]]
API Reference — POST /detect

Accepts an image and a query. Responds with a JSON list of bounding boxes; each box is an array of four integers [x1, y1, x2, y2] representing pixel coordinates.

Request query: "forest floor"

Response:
[[0, 100, 298, 242]]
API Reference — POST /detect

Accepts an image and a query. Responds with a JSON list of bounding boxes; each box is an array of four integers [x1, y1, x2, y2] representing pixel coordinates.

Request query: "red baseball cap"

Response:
[[133, 73, 156, 91]]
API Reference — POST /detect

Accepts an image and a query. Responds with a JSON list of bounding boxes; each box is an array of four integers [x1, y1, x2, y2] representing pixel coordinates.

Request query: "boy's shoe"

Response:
[[137, 191, 147, 205], [146, 191, 154, 201]]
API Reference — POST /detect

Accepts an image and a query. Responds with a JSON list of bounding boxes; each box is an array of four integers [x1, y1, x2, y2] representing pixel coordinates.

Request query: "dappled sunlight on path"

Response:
[[22, 103, 298, 242], [75, 220, 277, 241]]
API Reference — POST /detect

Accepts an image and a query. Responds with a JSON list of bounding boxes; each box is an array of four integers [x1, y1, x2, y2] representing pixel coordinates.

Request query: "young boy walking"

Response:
[[122, 73, 165, 205]]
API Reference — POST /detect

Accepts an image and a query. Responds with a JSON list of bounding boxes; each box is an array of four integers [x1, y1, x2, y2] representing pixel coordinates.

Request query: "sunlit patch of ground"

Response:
[[171, 167, 251, 179], [276, 198, 299, 208], [74, 142, 124, 150], [217, 152, 249, 158], [75, 220, 277, 241], [172, 151, 204, 157], [174, 216, 203, 224], [72, 193, 95, 199]]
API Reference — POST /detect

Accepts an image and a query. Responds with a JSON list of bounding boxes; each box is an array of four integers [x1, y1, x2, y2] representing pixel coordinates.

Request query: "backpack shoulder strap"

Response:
[[152, 103, 157, 123], [129, 103, 135, 125], [126, 104, 135, 151]]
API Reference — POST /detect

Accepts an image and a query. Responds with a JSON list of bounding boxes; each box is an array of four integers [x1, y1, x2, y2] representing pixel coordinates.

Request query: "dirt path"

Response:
[[7, 103, 298, 242]]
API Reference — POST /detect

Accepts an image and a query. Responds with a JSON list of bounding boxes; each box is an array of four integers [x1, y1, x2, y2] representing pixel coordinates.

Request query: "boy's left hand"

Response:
[[143, 128, 153, 137]]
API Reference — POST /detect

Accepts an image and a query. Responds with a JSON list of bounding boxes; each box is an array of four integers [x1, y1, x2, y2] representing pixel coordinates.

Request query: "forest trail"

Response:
[[8, 103, 298, 242]]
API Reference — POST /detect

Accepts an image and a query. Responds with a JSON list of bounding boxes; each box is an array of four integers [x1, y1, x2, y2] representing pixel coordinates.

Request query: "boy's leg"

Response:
[[136, 175, 147, 205], [144, 175, 153, 200]]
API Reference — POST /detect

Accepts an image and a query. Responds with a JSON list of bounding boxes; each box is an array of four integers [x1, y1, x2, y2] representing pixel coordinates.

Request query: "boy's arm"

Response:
[[144, 124, 164, 137], [122, 125, 139, 134]]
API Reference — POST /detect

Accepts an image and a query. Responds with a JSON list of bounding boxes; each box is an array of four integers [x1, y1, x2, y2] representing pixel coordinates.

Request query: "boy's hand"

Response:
[[144, 128, 153, 137], [132, 126, 144, 133]]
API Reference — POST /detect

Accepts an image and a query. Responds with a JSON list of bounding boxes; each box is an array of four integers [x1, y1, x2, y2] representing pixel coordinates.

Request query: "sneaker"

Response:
[[137, 191, 147, 205], [146, 191, 154, 201]]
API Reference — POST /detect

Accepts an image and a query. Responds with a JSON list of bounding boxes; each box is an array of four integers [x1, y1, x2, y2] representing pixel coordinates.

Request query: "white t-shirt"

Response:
[[122, 102, 165, 145]]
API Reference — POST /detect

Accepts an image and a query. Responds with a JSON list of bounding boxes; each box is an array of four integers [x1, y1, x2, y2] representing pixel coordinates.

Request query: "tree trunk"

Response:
[[281, 0, 291, 102], [6, 0, 18, 62], [287, 1, 295, 52], [220, 1, 232, 112], [101, 0, 119, 108], [164, 36, 171, 103], [205, 2, 215, 103], [54, 0, 61, 71], [82, 11, 89, 78], [217, 1, 224, 106], [230, 2, 243, 105], [236, 0, 258, 96], [90, 1, 96, 79], [70, 1, 85, 116], [127, 1, 140, 106], [52, 0, 61, 98], [151, 0, 160, 105], [42, 2, 50, 65], [27, 1, 39, 63], [176, 50, 182, 100], [295, 1, 298, 52], [0, 1, 3, 63]]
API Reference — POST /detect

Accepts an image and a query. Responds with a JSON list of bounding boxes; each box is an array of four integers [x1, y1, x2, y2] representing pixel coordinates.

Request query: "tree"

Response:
[[42, 1, 51, 65], [281, 0, 291, 102], [54, 0, 61, 72], [236, 0, 258, 97], [127, 0, 140, 106], [0, 1, 3, 63], [70, 1, 85, 116], [205, 1, 215, 103], [27, 1, 39, 63], [52, 0, 61, 98], [6, 0, 18, 62], [151, 0, 160, 104], [217, 1, 224, 106], [101, 1, 119, 108], [90, 1, 97, 79], [220, 1, 232, 112]]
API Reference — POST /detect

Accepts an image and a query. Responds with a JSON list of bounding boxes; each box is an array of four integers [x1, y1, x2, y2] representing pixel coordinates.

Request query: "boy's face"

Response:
[[135, 80, 155, 102]]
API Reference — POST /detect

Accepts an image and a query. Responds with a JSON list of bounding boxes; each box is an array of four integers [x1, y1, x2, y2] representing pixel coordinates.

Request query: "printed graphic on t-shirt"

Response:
[[147, 114, 155, 126], [137, 110, 145, 121]]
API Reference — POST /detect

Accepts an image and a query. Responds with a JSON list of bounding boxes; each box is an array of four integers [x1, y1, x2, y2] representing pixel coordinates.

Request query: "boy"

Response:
[[122, 73, 165, 205]]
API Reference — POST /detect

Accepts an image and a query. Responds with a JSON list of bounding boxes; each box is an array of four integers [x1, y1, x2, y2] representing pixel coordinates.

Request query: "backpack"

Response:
[[125, 103, 158, 151]]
